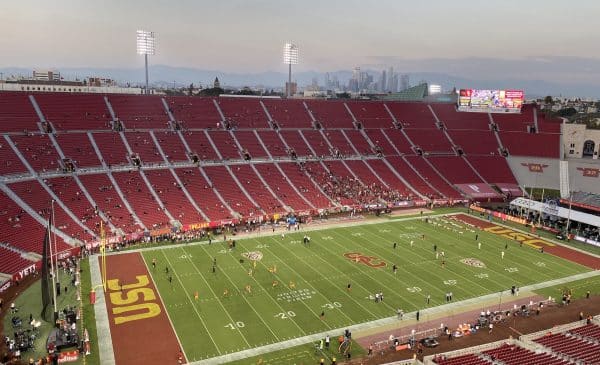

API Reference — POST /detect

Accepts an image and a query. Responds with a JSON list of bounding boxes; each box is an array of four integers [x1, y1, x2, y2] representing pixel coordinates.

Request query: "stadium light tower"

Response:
[[283, 42, 299, 98], [136, 30, 156, 95]]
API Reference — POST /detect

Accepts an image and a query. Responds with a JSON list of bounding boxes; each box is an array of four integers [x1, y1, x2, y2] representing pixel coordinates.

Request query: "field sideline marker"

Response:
[[89, 255, 116, 365], [186, 269, 600, 364], [142, 254, 191, 363]]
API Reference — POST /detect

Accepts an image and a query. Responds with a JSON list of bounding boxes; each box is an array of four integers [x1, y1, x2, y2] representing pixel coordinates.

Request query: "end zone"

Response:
[[99, 252, 183, 365]]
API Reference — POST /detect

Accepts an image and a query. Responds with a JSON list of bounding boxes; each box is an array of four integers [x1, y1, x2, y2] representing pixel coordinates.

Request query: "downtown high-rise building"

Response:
[[387, 67, 394, 92], [400, 74, 410, 91]]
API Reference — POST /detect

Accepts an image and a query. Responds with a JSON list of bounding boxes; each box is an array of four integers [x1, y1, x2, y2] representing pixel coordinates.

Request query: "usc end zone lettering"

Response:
[[483, 226, 554, 249], [107, 275, 161, 325], [343, 252, 387, 268]]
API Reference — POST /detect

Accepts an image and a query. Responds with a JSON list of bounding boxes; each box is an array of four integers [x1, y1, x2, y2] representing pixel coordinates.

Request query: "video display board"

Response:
[[458, 89, 524, 113]]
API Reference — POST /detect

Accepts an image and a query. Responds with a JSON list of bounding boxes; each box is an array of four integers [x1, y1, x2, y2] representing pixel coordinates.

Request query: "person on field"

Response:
[[393, 242, 397, 249], [501, 251, 505, 259]]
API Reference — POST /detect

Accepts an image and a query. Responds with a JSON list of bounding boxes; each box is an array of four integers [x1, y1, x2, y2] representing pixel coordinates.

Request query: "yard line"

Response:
[[422, 218, 583, 282], [193, 245, 291, 340], [371, 220, 570, 297], [234, 238, 339, 331], [266, 233, 402, 314], [375, 219, 532, 290], [252, 236, 380, 321], [344, 225, 470, 298], [158, 250, 223, 355], [319, 228, 444, 310], [189, 270, 600, 364], [141, 254, 190, 362], [177, 247, 253, 348], [410, 219, 586, 291], [361, 223, 509, 298], [438, 215, 583, 276]]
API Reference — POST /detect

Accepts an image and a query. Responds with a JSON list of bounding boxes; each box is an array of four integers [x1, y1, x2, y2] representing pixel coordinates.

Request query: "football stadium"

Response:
[[1, 3, 600, 365]]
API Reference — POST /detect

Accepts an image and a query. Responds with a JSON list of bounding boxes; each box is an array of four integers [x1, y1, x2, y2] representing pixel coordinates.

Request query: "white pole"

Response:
[[49, 202, 58, 320], [566, 191, 573, 237], [145, 54, 149, 95], [288, 63, 292, 98]]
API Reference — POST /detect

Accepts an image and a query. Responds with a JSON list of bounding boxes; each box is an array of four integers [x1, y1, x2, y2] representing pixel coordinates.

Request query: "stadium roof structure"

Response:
[[561, 191, 600, 213], [380, 83, 428, 101]]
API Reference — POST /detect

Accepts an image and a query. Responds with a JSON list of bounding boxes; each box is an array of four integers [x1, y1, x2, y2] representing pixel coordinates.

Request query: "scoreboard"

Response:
[[458, 89, 524, 113]]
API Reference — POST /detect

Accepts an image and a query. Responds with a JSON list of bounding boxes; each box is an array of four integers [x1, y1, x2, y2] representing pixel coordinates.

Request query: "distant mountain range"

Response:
[[2, 56, 599, 99]]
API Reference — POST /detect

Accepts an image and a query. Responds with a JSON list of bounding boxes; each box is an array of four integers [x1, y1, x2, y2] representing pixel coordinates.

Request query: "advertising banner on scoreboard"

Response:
[[458, 89, 524, 113]]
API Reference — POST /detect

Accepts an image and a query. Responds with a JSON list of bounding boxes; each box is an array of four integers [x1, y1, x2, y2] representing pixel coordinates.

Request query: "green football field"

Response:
[[140, 214, 590, 362]]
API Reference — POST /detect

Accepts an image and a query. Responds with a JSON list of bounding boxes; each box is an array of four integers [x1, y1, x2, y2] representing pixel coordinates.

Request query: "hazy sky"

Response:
[[1, 0, 599, 73]]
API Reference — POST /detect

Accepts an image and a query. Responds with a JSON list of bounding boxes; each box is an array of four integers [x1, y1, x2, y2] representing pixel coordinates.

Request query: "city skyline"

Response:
[[1, 0, 600, 96]]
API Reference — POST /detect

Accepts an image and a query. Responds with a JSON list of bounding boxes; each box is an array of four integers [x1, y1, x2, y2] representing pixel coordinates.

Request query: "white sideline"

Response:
[[89, 255, 116, 365], [187, 270, 600, 364]]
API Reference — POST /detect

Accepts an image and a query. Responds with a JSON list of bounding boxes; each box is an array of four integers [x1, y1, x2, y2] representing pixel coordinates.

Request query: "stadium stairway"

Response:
[[366, 159, 416, 198], [345, 159, 388, 189], [139, 169, 177, 224], [253, 163, 308, 212], [203, 165, 262, 217], [259, 100, 275, 128], [272, 162, 316, 210], [305, 100, 355, 129], [387, 156, 441, 198], [0, 182, 72, 248], [277, 162, 337, 208], [217, 98, 270, 128], [421, 157, 465, 198], [111, 171, 171, 229], [149, 131, 210, 221], [77, 173, 141, 234], [203, 130, 225, 160], [257, 130, 289, 158], [253, 130, 275, 159], [232, 164, 288, 214], [105, 171, 146, 230], [194, 166, 239, 219], [144, 169, 205, 225]]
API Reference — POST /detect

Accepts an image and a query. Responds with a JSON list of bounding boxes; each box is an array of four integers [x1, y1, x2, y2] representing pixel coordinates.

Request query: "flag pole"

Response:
[[52, 200, 60, 288], [538, 188, 545, 226], [100, 221, 107, 292], [48, 204, 58, 322]]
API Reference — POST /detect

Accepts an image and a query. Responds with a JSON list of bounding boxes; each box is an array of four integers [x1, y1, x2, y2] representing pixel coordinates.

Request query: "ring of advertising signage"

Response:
[[458, 89, 524, 113]]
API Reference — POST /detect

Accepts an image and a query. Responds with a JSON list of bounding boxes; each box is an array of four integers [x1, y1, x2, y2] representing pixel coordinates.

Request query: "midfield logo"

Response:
[[343, 252, 387, 268], [521, 163, 549, 173], [576, 167, 599, 178]]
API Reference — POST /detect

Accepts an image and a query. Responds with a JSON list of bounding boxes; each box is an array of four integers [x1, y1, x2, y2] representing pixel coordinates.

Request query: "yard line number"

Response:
[[224, 321, 245, 329], [406, 287, 422, 293], [275, 311, 296, 319], [321, 302, 342, 309]]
